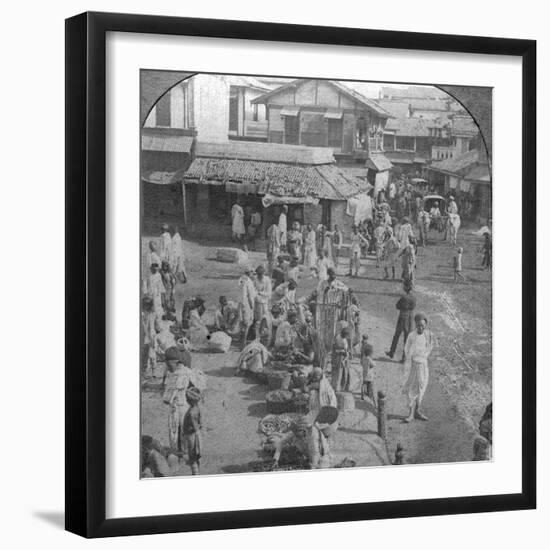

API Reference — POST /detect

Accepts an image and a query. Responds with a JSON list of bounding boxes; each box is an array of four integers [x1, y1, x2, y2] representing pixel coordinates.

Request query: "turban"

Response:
[[164, 347, 181, 362], [186, 387, 201, 403], [315, 406, 339, 426], [414, 312, 428, 324]]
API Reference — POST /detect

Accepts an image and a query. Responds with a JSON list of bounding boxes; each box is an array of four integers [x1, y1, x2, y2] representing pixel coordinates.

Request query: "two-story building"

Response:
[[428, 146, 491, 222], [228, 75, 273, 141], [251, 79, 392, 161], [381, 117, 452, 175]]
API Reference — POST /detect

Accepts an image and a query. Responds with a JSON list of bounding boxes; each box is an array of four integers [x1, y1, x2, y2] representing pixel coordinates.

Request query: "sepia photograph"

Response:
[[139, 71, 493, 478]]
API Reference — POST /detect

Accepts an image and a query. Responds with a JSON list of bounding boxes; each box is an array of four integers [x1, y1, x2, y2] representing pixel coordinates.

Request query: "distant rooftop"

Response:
[[195, 140, 335, 165], [252, 79, 391, 117], [380, 85, 448, 100]]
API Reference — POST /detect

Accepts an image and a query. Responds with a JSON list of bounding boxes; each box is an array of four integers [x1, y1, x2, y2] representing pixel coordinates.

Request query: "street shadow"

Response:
[[220, 463, 251, 474], [247, 401, 267, 418], [420, 275, 453, 284], [354, 398, 377, 416], [207, 365, 237, 378], [32, 511, 65, 530], [388, 412, 408, 421], [203, 274, 239, 280], [338, 426, 378, 436], [352, 289, 401, 298], [375, 356, 398, 364], [239, 383, 266, 399]]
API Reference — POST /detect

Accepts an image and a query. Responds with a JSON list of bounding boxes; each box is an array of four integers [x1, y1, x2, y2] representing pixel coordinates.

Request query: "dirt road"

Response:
[[141, 226, 491, 473]]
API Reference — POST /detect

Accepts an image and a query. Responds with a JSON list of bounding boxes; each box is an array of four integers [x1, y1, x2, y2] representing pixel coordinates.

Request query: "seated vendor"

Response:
[[271, 406, 339, 470], [272, 279, 297, 311], [271, 256, 287, 289], [215, 295, 241, 336]]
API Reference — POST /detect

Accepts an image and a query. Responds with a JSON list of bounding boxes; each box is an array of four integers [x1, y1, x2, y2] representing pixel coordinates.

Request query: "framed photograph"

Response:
[[65, 11, 536, 538]]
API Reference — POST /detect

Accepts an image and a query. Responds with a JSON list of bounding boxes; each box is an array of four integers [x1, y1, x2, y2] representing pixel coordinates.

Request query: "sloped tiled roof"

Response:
[[430, 148, 481, 174], [451, 115, 479, 137], [251, 79, 391, 117], [184, 157, 371, 200], [384, 117, 431, 137], [375, 100, 410, 118], [410, 99, 449, 111], [195, 140, 334, 165], [464, 164, 490, 182], [330, 81, 391, 117], [141, 133, 194, 153], [366, 153, 393, 172], [227, 75, 272, 91], [381, 85, 447, 100]]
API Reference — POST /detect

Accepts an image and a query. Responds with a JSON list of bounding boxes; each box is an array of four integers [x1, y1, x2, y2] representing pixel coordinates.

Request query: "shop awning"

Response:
[[141, 169, 186, 185], [280, 106, 300, 117], [141, 133, 194, 153], [324, 108, 344, 120], [262, 194, 319, 207]]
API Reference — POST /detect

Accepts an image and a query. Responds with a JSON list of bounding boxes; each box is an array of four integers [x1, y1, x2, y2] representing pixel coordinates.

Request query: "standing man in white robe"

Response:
[[239, 267, 256, 350], [170, 226, 188, 283], [253, 265, 272, 346], [231, 201, 245, 242], [303, 224, 317, 275], [403, 313, 434, 423], [278, 205, 288, 250], [159, 223, 172, 263]]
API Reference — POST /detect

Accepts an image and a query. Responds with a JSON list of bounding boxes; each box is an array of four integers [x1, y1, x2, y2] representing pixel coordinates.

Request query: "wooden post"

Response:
[[394, 443, 405, 465], [473, 435, 491, 461], [377, 391, 387, 439]]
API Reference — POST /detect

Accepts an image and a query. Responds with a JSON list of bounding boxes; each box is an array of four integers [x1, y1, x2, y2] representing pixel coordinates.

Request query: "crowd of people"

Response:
[[140, 182, 493, 475]]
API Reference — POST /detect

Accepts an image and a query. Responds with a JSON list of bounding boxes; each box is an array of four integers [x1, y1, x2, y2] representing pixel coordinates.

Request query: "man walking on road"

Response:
[[386, 279, 416, 362], [403, 313, 434, 422]]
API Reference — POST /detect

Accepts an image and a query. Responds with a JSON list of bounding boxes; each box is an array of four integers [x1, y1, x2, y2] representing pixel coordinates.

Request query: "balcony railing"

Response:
[[432, 145, 456, 161], [368, 137, 384, 152]]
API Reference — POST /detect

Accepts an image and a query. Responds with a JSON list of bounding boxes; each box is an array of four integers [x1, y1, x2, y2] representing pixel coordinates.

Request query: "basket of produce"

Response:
[[267, 370, 291, 391], [270, 360, 293, 371], [266, 390, 293, 414], [258, 413, 293, 437]]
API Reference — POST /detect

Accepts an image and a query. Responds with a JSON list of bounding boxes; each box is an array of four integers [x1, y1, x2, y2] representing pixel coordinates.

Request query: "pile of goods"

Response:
[[258, 413, 293, 437], [266, 370, 291, 391], [215, 247, 249, 264], [265, 390, 293, 414], [290, 391, 310, 414], [255, 413, 310, 471]]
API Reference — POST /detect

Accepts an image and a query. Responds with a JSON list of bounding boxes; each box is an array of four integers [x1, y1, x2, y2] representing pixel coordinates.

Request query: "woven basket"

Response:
[[267, 371, 291, 391], [266, 390, 293, 414]]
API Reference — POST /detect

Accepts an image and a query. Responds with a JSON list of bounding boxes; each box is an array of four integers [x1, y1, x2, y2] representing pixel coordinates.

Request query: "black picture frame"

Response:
[[65, 11, 536, 538]]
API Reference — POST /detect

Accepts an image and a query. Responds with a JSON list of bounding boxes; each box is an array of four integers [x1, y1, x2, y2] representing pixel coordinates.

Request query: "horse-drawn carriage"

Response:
[[423, 194, 447, 233]]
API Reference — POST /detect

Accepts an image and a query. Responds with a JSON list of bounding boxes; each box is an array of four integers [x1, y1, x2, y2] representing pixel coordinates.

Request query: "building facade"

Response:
[[428, 147, 491, 222], [182, 141, 373, 239], [252, 79, 391, 160]]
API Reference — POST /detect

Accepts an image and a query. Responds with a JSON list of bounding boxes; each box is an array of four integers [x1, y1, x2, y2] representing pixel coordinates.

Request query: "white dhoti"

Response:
[[403, 330, 434, 407], [403, 359, 429, 404]]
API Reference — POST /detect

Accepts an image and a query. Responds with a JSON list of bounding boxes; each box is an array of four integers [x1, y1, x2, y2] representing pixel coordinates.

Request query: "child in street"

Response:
[[183, 386, 202, 475], [453, 246, 466, 283], [360, 339, 377, 405]]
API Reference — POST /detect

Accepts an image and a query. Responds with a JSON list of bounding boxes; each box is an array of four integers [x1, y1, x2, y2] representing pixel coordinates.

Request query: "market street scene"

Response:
[[140, 73, 493, 477]]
